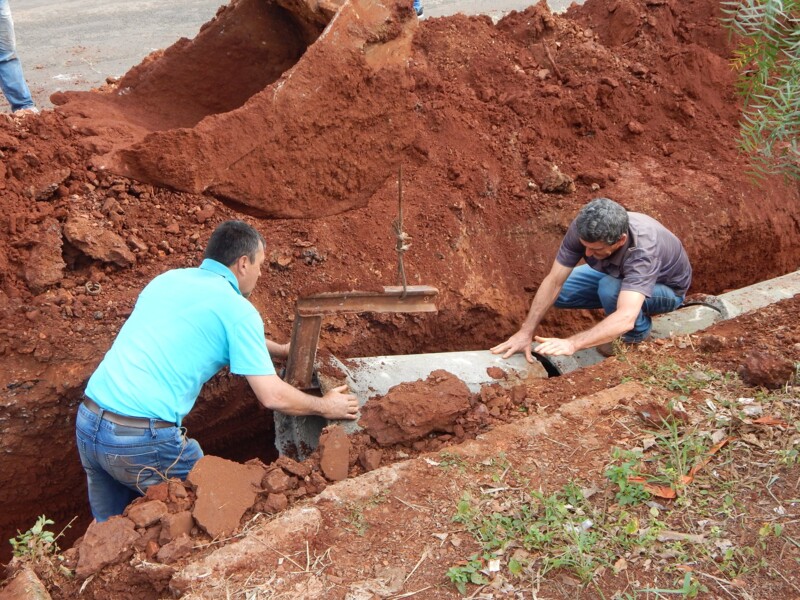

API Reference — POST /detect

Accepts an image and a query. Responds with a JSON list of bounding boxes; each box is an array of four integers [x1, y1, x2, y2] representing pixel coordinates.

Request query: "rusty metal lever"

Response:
[[283, 285, 438, 389]]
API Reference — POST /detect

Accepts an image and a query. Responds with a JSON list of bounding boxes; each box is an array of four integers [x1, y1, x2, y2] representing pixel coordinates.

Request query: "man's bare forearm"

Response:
[[519, 273, 562, 333], [247, 374, 324, 416], [266, 339, 290, 360], [567, 310, 637, 351], [246, 374, 357, 420]]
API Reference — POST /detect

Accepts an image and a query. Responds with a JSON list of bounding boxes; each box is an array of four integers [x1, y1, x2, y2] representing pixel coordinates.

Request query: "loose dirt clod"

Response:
[[359, 370, 472, 445], [187, 456, 264, 538], [75, 518, 139, 579], [318, 425, 351, 481], [737, 350, 796, 389]]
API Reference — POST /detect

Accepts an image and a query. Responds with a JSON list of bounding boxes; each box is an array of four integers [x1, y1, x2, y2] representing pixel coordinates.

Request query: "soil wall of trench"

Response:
[[1, 0, 799, 561]]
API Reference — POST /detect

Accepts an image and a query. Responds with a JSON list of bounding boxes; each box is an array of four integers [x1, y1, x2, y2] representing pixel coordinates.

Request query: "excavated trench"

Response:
[[3, 0, 800, 572], [2, 0, 329, 561], [2, 272, 800, 560]]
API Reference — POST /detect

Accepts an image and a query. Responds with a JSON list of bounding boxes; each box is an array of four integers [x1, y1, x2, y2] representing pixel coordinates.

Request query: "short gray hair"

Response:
[[204, 220, 266, 267], [575, 198, 628, 245]]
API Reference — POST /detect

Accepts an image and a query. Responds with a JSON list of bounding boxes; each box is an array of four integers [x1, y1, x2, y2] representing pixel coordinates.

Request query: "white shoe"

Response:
[[13, 106, 39, 117]]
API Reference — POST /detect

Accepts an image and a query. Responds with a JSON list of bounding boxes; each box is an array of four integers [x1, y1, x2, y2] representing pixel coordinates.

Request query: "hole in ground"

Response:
[[0, 351, 554, 563], [0, 380, 278, 564], [534, 354, 563, 378]]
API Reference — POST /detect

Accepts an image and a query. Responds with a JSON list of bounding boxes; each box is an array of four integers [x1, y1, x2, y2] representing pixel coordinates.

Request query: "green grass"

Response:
[[444, 363, 799, 598]]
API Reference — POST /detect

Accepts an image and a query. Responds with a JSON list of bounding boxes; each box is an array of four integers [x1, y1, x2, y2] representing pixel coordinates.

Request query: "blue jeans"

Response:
[[413, 0, 422, 15], [0, 0, 34, 111], [75, 403, 203, 521], [555, 265, 683, 342]]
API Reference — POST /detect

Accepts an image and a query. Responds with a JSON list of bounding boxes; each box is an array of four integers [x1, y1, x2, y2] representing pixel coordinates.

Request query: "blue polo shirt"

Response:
[[85, 259, 276, 425]]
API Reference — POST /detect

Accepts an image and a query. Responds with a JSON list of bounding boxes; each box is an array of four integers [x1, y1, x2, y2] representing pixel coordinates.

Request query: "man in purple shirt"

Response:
[[491, 197, 692, 358]]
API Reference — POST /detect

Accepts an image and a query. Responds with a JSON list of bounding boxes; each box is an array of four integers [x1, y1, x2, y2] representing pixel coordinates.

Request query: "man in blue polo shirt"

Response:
[[77, 220, 358, 521], [491, 197, 691, 359]]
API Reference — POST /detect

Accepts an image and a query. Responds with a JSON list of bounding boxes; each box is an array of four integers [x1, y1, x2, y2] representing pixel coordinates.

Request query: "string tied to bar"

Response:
[[393, 165, 411, 298]]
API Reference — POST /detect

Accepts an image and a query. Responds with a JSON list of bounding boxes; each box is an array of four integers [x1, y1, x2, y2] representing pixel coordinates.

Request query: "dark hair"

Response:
[[204, 221, 266, 267], [575, 198, 628, 245]]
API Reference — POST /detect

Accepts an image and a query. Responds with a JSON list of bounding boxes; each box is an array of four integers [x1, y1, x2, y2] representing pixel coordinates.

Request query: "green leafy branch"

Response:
[[721, 0, 800, 178]]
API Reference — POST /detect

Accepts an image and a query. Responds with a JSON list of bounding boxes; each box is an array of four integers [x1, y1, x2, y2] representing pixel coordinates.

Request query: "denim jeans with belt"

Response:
[[554, 264, 684, 343], [75, 403, 203, 522], [0, 0, 35, 111]]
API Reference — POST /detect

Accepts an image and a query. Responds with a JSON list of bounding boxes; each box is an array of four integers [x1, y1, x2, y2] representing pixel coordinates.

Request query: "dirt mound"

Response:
[[1, 0, 800, 574], [52, 0, 421, 219]]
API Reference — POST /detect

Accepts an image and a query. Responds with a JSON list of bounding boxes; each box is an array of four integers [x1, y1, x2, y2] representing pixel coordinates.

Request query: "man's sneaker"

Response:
[[13, 106, 39, 117], [596, 341, 616, 357]]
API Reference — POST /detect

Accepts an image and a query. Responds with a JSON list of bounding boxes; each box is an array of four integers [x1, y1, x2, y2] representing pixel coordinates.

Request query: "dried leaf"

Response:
[[636, 402, 690, 427], [741, 433, 765, 448], [643, 483, 677, 499], [581, 485, 600, 499], [657, 530, 706, 544], [753, 416, 789, 427], [711, 429, 727, 444], [687, 437, 730, 478], [613, 557, 628, 573], [628, 476, 677, 499], [742, 405, 764, 417]]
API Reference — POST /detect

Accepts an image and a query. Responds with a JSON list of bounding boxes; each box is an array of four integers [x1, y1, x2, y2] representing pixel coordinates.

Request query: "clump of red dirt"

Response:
[[1, 0, 799, 585], [359, 369, 472, 445]]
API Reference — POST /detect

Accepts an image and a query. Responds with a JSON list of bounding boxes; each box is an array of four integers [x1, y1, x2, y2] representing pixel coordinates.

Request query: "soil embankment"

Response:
[[0, 0, 799, 575]]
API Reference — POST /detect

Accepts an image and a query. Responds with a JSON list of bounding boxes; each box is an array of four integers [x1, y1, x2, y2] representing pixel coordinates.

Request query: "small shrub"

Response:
[[9, 515, 59, 560]]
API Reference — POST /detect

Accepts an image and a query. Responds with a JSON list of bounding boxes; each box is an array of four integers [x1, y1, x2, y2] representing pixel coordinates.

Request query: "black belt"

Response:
[[82, 397, 175, 429]]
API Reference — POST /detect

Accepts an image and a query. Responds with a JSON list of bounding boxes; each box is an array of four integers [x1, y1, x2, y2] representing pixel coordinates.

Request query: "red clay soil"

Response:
[[12, 294, 799, 600], [0, 0, 799, 576], [359, 369, 472, 445]]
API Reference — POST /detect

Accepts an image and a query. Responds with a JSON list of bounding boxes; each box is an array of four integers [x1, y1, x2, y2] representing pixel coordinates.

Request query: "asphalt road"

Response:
[[8, 0, 575, 110]]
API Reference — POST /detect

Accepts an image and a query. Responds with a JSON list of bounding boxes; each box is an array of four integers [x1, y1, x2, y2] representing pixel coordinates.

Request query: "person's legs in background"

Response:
[[413, 0, 423, 17], [0, 0, 36, 112]]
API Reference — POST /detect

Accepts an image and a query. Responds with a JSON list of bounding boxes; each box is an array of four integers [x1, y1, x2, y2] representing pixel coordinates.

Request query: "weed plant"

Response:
[[444, 366, 799, 598]]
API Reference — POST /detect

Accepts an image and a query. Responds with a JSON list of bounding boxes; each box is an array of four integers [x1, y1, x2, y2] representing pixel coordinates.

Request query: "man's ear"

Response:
[[233, 254, 250, 274]]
